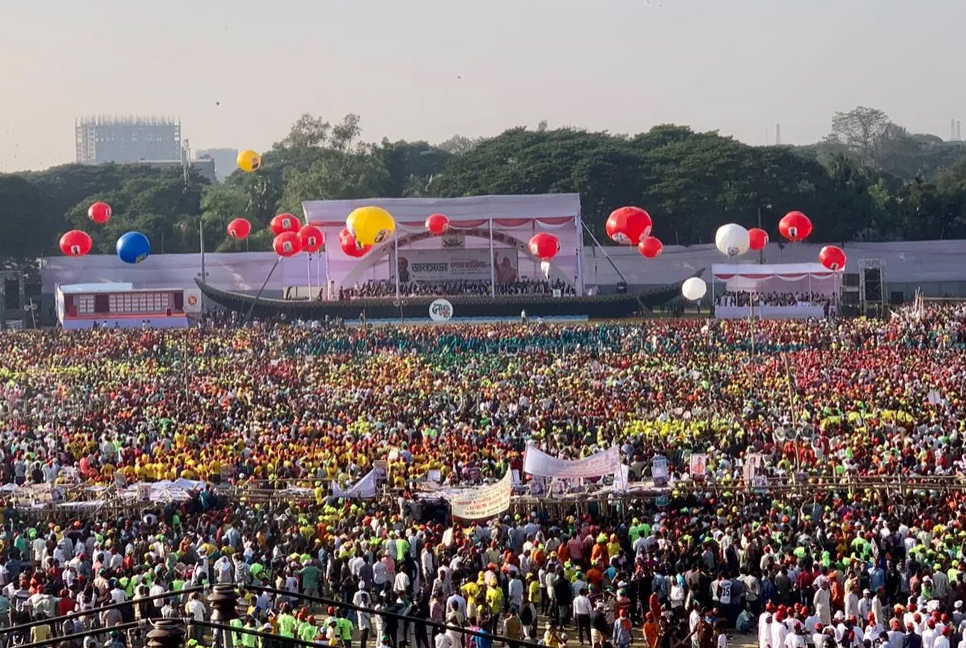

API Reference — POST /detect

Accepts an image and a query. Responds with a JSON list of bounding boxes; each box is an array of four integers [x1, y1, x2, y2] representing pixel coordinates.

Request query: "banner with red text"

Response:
[[446, 471, 512, 520]]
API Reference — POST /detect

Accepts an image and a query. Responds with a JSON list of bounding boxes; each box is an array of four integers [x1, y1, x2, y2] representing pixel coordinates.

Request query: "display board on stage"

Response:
[[392, 249, 519, 283]]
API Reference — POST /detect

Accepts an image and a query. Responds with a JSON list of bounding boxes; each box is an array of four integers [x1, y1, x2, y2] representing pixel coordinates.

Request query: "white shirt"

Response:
[[435, 634, 453, 648], [573, 595, 593, 616], [186, 599, 206, 622], [393, 571, 411, 593]]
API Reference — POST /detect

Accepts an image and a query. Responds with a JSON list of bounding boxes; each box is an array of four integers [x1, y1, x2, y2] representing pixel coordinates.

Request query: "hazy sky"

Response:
[[2, 0, 964, 172]]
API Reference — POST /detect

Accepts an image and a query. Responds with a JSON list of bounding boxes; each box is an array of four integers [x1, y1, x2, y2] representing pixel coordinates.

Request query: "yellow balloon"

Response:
[[346, 206, 396, 246], [237, 149, 261, 173]]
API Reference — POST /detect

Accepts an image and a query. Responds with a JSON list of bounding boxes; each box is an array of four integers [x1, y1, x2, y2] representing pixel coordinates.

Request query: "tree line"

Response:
[[1, 106, 965, 262]]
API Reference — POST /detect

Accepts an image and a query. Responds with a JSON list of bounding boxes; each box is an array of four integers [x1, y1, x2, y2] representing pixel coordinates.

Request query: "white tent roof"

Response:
[[302, 194, 580, 227], [712, 262, 834, 278]]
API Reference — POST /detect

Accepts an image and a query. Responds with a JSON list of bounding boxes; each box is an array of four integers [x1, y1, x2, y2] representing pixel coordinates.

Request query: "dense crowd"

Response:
[[338, 280, 576, 300], [715, 293, 835, 309], [2, 304, 966, 648]]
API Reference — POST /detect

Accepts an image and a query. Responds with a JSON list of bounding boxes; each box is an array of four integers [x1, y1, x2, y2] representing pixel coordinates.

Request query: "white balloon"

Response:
[[715, 223, 751, 258], [682, 277, 707, 301]]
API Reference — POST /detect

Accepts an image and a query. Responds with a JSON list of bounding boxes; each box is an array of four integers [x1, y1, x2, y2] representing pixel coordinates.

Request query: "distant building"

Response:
[[197, 148, 238, 182], [75, 116, 181, 164]]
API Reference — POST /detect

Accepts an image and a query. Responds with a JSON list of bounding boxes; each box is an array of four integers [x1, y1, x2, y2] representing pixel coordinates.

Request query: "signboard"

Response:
[[447, 471, 512, 520], [331, 470, 378, 499], [689, 454, 708, 480], [651, 456, 669, 486], [395, 249, 519, 283], [742, 453, 762, 489], [137, 484, 152, 502], [523, 445, 622, 480], [373, 460, 388, 483], [429, 299, 454, 322]]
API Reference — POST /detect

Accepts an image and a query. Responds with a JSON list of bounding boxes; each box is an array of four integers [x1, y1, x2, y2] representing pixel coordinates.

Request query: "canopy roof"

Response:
[[302, 194, 580, 228], [712, 262, 835, 279]]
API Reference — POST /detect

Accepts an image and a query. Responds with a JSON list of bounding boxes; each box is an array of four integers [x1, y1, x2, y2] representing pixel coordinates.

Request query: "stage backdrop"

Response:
[[393, 249, 519, 284]]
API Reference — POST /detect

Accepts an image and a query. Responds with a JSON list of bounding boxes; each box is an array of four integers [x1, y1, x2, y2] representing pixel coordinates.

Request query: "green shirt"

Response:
[[241, 623, 258, 648], [298, 622, 319, 643], [337, 617, 353, 640], [277, 614, 298, 638], [300, 565, 321, 592]]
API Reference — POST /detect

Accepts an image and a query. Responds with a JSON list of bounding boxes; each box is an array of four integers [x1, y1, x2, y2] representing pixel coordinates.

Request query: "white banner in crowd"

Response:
[[523, 445, 622, 480], [447, 471, 513, 520], [331, 470, 378, 499]]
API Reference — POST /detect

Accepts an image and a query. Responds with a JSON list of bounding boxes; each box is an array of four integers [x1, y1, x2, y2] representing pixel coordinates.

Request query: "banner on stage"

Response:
[[331, 470, 378, 499], [447, 471, 512, 520], [394, 249, 519, 283], [523, 445, 622, 480]]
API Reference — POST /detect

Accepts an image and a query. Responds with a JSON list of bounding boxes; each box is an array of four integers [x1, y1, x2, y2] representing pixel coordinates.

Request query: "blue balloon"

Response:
[[116, 231, 151, 264]]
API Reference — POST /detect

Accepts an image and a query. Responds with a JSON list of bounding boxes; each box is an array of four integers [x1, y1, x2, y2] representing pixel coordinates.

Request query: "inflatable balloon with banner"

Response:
[[638, 236, 663, 258], [273, 232, 301, 257], [88, 202, 112, 224], [748, 228, 769, 251], [682, 277, 707, 301], [298, 225, 324, 253], [779, 211, 812, 242], [529, 232, 559, 280], [425, 213, 449, 236], [818, 245, 847, 271], [339, 227, 371, 258], [227, 218, 251, 240], [237, 149, 261, 173], [116, 232, 151, 264], [347, 206, 396, 246], [605, 206, 652, 245], [270, 213, 301, 235], [715, 223, 750, 258], [60, 230, 92, 257]]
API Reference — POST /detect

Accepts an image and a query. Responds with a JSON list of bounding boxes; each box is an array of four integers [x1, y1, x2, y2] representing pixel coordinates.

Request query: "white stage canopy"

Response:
[[712, 263, 839, 294], [302, 194, 585, 294]]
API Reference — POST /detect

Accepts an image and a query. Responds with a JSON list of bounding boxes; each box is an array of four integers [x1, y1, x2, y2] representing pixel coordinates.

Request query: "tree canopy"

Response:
[[1, 107, 965, 261]]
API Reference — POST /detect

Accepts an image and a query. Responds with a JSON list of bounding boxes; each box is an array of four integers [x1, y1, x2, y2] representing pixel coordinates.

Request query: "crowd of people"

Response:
[[715, 292, 835, 309], [337, 280, 576, 300], [2, 303, 966, 648]]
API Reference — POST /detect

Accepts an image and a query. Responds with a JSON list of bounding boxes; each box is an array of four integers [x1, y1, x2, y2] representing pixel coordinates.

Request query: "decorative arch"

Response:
[[336, 227, 573, 290]]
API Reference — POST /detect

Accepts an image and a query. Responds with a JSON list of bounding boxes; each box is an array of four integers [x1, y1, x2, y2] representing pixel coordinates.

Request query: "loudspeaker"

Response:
[[863, 268, 882, 302]]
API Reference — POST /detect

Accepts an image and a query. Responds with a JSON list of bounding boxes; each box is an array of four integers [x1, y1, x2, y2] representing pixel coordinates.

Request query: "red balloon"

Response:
[[818, 245, 847, 271], [339, 227, 371, 258], [778, 211, 812, 242], [227, 218, 251, 240], [748, 228, 769, 251], [270, 213, 301, 235], [425, 213, 449, 236], [272, 231, 301, 257], [298, 225, 324, 253], [59, 230, 93, 257], [88, 202, 112, 224], [637, 236, 663, 259], [606, 206, 652, 245], [528, 232, 560, 260]]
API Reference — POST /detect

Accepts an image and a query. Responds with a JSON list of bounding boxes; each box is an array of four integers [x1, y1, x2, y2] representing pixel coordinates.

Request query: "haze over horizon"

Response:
[[2, 0, 964, 173]]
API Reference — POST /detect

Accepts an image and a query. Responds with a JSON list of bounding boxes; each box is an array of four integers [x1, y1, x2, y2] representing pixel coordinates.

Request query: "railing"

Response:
[[3, 583, 544, 648]]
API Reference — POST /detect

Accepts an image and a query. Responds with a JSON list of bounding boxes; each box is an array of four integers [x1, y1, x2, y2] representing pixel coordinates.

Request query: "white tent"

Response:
[[711, 263, 841, 320], [712, 263, 839, 294]]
